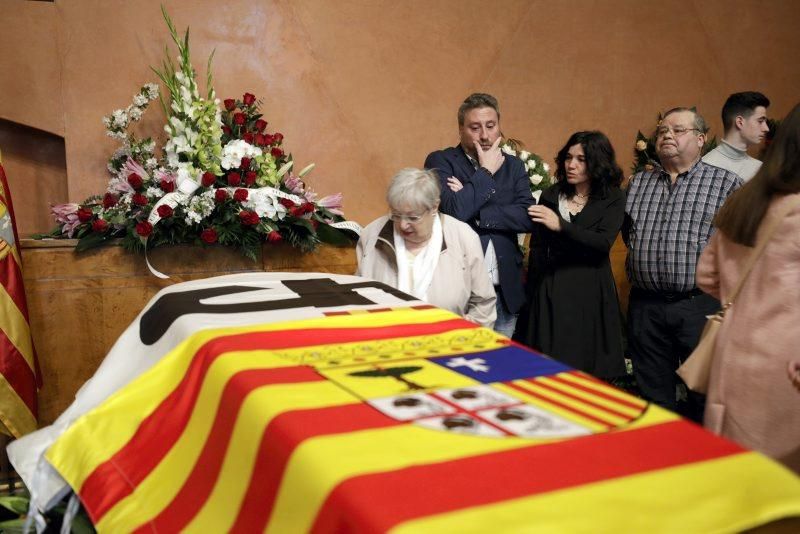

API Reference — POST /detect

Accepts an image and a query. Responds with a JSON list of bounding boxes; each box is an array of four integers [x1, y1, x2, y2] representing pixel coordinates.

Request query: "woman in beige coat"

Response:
[[696, 103, 800, 472], [356, 168, 496, 328]]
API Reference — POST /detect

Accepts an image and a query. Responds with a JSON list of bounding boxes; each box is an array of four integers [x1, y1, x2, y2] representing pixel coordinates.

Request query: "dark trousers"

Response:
[[627, 288, 719, 422]]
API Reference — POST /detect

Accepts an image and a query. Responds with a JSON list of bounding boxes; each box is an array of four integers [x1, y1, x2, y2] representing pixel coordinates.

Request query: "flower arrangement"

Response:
[[631, 111, 717, 175], [42, 8, 354, 261], [501, 138, 553, 202]]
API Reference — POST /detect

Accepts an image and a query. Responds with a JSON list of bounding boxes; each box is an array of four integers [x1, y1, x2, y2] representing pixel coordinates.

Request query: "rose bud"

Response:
[[267, 230, 282, 243], [102, 193, 118, 209], [132, 193, 148, 206], [92, 218, 108, 232], [239, 210, 259, 225], [263, 134, 274, 145], [243, 132, 255, 144], [273, 133, 284, 144], [201, 172, 217, 187], [233, 188, 249, 202], [214, 189, 228, 203], [160, 179, 175, 192], [243, 92, 256, 106], [240, 157, 251, 170], [245, 171, 257, 186], [136, 221, 153, 237], [227, 172, 242, 186], [200, 228, 218, 244], [127, 173, 144, 189], [255, 119, 267, 132], [279, 198, 295, 209], [255, 133, 267, 146], [157, 204, 174, 218], [271, 147, 284, 158], [222, 125, 232, 135], [233, 112, 246, 125], [224, 99, 236, 111]]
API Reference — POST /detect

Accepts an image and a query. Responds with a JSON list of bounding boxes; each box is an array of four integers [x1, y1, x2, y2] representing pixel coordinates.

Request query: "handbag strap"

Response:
[[724, 194, 800, 308]]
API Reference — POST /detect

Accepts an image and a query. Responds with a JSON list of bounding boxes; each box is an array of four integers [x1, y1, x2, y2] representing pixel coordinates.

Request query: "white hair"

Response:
[[386, 168, 441, 211]]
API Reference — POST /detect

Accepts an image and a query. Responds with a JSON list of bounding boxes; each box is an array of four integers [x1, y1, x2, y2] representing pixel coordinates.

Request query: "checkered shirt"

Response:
[[624, 160, 742, 292]]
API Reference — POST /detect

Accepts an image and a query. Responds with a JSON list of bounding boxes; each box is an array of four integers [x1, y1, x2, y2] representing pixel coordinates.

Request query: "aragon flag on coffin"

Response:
[[0, 163, 41, 437]]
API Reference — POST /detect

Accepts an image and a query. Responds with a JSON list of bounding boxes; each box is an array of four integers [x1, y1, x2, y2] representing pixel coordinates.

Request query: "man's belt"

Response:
[[630, 287, 705, 303]]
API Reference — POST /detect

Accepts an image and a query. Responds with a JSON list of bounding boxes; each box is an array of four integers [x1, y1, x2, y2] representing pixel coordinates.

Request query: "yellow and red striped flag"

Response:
[[44, 277, 800, 532], [0, 164, 40, 438]]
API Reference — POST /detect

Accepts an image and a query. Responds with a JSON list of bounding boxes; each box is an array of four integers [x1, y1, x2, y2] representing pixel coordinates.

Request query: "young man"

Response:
[[702, 92, 770, 181]]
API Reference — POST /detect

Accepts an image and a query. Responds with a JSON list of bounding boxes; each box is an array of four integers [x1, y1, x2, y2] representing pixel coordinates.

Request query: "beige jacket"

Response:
[[356, 214, 496, 328], [696, 193, 800, 473]]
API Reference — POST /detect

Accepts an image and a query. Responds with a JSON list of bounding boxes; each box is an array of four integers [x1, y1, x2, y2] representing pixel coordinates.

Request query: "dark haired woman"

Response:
[[696, 103, 800, 472], [522, 131, 626, 379]]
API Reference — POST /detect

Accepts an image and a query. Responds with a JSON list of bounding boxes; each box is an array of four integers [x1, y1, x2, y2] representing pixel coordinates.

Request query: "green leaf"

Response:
[[75, 232, 110, 252], [0, 518, 27, 533], [315, 223, 353, 247], [0, 495, 29, 515]]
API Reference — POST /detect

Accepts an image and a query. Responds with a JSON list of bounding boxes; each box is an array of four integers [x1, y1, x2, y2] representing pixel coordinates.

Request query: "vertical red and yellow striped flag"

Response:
[[0, 164, 40, 437]]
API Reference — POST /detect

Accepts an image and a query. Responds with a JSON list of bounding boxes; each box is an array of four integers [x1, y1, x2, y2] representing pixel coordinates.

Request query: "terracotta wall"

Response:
[[1, 0, 800, 235]]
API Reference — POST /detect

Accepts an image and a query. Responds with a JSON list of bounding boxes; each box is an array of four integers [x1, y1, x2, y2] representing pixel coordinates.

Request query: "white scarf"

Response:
[[393, 214, 443, 301]]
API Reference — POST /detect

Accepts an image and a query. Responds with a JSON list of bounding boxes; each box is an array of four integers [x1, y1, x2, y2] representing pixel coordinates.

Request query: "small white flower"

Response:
[[519, 150, 531, 161], [526, 159, 536, 170], [145, 186, 163, 199], [530, 174, 544, 185], [501, 145, 515, 156], [542, 162, 550, 173], [133, 94, 148, 107]]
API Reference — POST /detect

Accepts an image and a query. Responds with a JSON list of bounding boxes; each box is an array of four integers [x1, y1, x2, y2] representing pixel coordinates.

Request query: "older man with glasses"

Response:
[[623, 107, 743, 421]]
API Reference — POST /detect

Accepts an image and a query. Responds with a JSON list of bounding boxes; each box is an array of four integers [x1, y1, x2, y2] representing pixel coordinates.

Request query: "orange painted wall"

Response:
[[1, 0, 799, 235]]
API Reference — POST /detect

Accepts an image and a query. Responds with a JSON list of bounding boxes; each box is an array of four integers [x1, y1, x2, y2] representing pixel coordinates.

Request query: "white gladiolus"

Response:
[[530, 174, 544, 185], [519, 150, 531, 161], [526, 159, 536, 170]]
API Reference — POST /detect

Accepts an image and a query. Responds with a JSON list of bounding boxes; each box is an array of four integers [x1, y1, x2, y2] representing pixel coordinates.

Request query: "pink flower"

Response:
[[51, 203, 81, 237], [123, 158, 150, 183], [317, 193, 344, 216], [155, 169, 177, 184], [282, 173, 305, 195]]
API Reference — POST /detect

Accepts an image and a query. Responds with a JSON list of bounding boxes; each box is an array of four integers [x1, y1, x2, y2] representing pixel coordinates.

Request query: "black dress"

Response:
[[521, 185, 626, 379]]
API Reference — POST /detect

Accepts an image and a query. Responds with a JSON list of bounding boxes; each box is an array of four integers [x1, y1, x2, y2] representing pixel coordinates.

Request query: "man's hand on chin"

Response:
[[475, 137, 504, 175]]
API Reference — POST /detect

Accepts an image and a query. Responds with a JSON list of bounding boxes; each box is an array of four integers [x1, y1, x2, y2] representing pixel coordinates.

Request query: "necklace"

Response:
[[574, 192, 589, 199], [569, 196, 587, 206]]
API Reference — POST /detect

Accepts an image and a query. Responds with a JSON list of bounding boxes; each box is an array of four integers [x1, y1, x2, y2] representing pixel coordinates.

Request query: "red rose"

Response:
[[243, 132, 255, 144], [271, 147, 284, 158], [245, 171, 257, 186], [201, 172, 217, 187], [278, 198, 295, 209], [255, 133, 267, 146], [135, 221, 153, 237], [243, 92, 256, 106], [291, 202, 314, 217], [240, 157, 251, 169], [310, 219, 319, 230], [160, 179, 175, 193], [102, 193, 118, 209], [224, 98, 236, 111], [239, 210, 259, 226], [233, 188, 249, 202], [127, 173, 143, 190], [214, 189, 228, 203], [233, 112, 246, 125], [273, 133, 284, 144], [132, 193, 148, 206], [91, 218, 108, 232], [267, 230, 282, 243], [200, 228, 218, 244], [222, 125, 232, 135], [157, 204, 174, 218], [263, 134, 274, 145], [227, 172, 242, 186], [255, 119, 267, 132]]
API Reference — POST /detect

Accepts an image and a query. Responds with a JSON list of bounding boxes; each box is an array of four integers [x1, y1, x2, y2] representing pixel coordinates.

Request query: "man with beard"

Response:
[[424, 93, 533, 337], [624, 107, 742, 421]]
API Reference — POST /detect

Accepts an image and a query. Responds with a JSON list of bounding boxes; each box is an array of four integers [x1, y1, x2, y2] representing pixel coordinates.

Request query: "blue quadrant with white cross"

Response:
[[428, 345, 570, 383]]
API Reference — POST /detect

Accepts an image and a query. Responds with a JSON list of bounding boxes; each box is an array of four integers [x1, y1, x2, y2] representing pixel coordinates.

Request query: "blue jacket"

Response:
[[424, 145, 534, 313]]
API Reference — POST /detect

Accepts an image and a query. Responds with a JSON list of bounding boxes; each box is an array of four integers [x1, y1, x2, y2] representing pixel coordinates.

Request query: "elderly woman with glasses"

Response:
[[356, 168, 496, 327]]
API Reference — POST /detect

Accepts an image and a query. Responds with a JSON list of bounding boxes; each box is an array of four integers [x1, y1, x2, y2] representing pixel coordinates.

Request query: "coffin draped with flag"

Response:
[[0, 164, 40, 438], [13, 272, 800, 532]]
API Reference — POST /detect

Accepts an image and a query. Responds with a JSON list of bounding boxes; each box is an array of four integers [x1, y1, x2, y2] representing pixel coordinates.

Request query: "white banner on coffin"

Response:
[[7, 272, 423, 511]]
